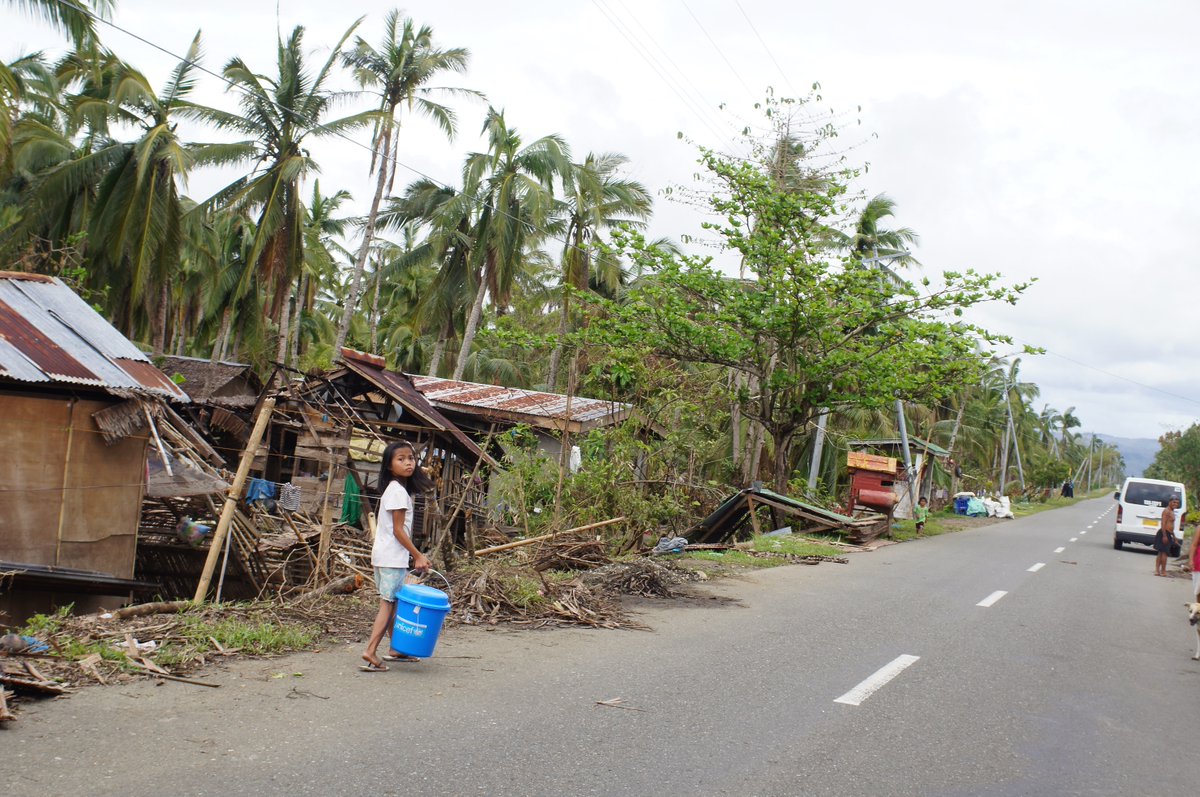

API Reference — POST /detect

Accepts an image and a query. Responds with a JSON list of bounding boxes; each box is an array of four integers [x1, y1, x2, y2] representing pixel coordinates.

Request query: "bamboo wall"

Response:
[[0, 393, 148, 577]]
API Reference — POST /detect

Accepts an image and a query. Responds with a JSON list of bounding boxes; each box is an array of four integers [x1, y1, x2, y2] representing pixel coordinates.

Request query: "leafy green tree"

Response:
[[1145, 425, 1200, 499], [595, 100, 1031, 491]]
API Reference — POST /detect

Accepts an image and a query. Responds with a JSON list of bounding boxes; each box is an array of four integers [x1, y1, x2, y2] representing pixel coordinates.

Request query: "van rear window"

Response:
[[1124, 482, 1183, 507]]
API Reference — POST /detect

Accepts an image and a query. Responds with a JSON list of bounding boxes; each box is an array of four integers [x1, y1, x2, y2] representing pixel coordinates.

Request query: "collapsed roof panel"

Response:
[[410, 375, 631, 432]]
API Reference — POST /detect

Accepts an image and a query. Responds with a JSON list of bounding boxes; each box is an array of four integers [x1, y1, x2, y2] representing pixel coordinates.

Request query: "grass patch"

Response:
[[750, 534, 844, 557], [681, 550, 786, 568], [18, 604, 73, 637]]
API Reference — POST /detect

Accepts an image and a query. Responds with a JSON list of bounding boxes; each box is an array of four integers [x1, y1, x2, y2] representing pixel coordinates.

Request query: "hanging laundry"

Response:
[[340, 473, 362, 526], [245, 478, 277, 505], [279, 482, 302, 512]]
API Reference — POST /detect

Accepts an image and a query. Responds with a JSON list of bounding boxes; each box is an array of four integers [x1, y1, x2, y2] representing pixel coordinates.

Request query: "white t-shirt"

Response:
[[371, 480, 414, 568]]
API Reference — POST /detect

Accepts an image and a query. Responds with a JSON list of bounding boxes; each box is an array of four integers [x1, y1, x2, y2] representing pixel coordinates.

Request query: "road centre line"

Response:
[[833, 654, 921, 706], [1054, 547, 1065, 553], [1027, 562, 1045, 572], [976, 590, 1008, 608], [1080, 530, 1087, 535], [1070, 537, 1078, 542]]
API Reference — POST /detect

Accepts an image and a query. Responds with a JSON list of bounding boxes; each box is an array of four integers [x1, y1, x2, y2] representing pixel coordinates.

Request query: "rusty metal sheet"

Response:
[[339, 350, 493, 466], [0, 275, 188, 400], [116, 358, 188, 399], [411, 375, 629, 429], [0, 297, 101, 383]]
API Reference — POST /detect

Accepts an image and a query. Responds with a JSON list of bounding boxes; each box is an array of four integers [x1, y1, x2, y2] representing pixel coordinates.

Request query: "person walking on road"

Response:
[[361, 440, 434, 672], [1188, 522, 1200, 600], [1153, 497, 1179, 577]]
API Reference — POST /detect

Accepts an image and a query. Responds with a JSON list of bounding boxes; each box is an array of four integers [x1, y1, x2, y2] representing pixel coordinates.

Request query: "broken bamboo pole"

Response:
[[111, 600, 192, 620], [194, 397, 276, 602], [474, 516, 627, 556]]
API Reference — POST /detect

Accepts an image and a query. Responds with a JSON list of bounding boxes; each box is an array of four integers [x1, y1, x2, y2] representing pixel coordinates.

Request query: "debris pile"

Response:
[[448, 561, 635, 629], [581, 558, 702, 598]]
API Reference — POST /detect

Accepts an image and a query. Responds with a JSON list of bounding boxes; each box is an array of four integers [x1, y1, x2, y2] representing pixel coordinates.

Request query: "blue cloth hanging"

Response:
[[246, 478, 277, 504]]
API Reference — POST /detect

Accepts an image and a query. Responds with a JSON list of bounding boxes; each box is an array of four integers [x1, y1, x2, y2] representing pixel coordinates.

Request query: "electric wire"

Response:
[[678, 0, 758, 99], [36, 0, 657, 269], [733, 0, 800, 98]]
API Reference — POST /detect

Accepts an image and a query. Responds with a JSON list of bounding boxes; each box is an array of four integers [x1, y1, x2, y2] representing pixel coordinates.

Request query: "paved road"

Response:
[[8, 498, 1198, 796]]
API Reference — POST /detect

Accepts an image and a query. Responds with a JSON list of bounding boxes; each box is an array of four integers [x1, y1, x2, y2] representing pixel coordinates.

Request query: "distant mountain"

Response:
[[1096, 434, 1160, 477]]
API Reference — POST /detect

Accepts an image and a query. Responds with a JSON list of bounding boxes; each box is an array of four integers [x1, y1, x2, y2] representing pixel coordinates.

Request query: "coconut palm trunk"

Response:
[[335, 122, 391, 354]]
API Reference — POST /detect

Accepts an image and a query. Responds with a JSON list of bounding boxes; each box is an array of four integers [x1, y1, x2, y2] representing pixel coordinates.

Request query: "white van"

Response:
[[1112, 477, 1186, 550]]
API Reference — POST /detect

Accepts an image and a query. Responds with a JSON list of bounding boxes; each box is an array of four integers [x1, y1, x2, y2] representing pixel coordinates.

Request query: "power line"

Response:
[[590, 0, 743, 155], [607, 0, 749, 154], [733, 1, 799, 98], [1007, 337, 1200, 408], [37, 0, 636, 268], [679, 0, 758, 99]]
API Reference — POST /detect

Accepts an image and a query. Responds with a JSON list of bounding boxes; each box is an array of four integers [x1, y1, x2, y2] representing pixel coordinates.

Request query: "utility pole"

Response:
[[1085, 437, 1094, 491], [998, 381, 1012, 494], [807, 408, 829, 490], [896, 398, 917, 514], [1007, 407, 1026, 492]]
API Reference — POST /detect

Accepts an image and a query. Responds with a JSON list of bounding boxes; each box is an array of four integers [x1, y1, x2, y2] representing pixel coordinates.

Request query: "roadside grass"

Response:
[[750, 534, 845, 557], [19, 602, 319, 671], [680, 534, 844, 568], [681, 550, 786, 568], [890, 513, 951, 542]]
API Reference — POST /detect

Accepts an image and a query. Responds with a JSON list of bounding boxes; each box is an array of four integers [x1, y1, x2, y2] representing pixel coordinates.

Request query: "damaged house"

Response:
[[0, 272, 189, 621]]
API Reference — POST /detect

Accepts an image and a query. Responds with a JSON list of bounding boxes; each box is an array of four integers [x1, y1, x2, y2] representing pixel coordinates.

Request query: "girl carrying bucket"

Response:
[[361, 440, 434, 672]]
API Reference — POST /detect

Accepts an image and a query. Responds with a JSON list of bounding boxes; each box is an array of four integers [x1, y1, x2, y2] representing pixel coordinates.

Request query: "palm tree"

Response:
[[188, 23, 374, 366], [454, 107, 568, 380], [545, 151, 651, 387], [82, 34, 207, 353], [376, 176, 476, 375], [838, 193, 920, 262], [4, 0, 112, 44], [333, 9, 479, 354]]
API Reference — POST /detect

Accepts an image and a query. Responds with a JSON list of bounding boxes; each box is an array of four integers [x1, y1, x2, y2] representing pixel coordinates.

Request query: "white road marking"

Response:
[[834, 654, 921, 706], [1080, 530, 1087, 535], [1070, 537, 1078, 542], [1054, 547, 1065, 553], [1027, 562, 1045, 572], [977, 590, 1008, 608]]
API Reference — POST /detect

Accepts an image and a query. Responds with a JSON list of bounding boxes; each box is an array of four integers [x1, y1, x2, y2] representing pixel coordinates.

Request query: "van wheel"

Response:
[[1113, 538, 1123, 550]]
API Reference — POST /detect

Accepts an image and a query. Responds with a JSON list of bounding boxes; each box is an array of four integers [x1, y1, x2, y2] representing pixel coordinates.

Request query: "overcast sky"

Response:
[[7, 0, 1199, 441]]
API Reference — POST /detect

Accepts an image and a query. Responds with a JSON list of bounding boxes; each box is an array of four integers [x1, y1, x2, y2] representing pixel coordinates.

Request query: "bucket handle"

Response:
[[409, 567, 452, 596]]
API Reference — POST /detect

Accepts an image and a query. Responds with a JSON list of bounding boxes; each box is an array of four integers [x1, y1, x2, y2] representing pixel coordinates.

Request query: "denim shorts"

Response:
[[374, 567, 408, 601]]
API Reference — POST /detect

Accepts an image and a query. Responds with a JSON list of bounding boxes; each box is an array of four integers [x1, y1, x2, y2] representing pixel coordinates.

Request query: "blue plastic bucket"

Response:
[[391, 583, 451, 658]]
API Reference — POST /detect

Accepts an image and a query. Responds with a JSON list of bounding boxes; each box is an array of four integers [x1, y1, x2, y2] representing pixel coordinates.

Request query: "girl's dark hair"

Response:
[[377, 440, 436, 497]]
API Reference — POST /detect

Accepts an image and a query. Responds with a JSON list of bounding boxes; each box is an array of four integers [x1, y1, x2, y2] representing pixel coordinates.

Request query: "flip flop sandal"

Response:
[[359, 660, 389, 672], [383, 653, 419, 662]]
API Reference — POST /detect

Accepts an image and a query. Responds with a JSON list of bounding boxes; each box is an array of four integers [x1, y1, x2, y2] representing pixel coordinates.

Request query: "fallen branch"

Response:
[[111, 600, 192, 620], [474, 517, 627, 556], [0, 688, 12, 722]]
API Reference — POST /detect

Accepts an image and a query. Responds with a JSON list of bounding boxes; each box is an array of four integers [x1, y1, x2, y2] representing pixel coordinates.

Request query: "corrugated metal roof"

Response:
[[849, 437, 950, 456], [0, 272, 188, 401], [410, 375, 631, 431], [339, 349, 495, 467]]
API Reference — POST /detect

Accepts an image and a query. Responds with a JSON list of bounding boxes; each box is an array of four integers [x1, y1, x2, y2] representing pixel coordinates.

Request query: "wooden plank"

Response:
[[746, 496, 763, 536], [847, 451, 898, 474]]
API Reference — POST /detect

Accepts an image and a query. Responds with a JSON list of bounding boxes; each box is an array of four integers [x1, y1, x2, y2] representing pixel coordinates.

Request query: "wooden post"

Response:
[[194, 397, 276, 602], [746, 496, 763, 537]]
